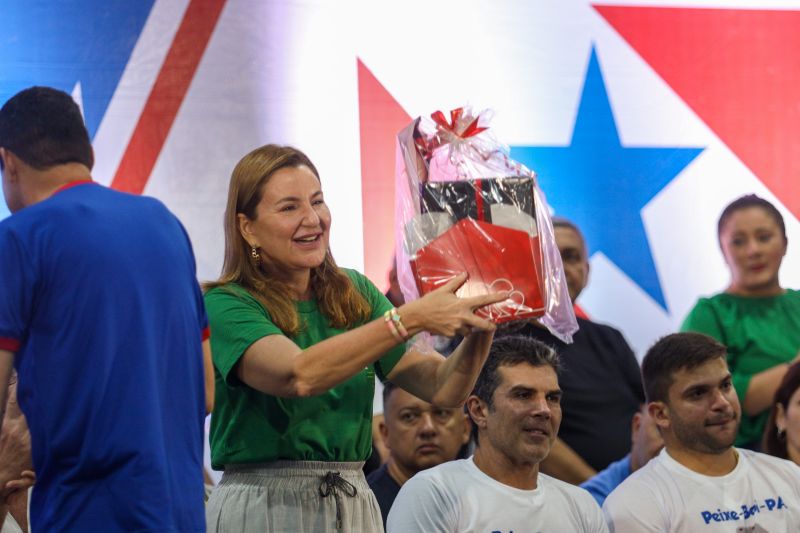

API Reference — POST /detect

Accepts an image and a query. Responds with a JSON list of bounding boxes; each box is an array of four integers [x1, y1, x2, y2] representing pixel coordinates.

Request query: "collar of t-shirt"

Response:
[[466, 456, 544, 499], [659, 447, 744, 485], [51, 179, 95, 197]]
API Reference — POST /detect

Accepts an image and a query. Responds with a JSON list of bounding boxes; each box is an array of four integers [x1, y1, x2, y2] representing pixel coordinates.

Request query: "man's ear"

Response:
[[630, 411, 643, 445], [378, 418, 390, 450], [648, 401, 670, 432], [0, 148, 19, 182], [466, 395, 488, 431], [775, 403, 787, 433], [460, 411, 472, 445]]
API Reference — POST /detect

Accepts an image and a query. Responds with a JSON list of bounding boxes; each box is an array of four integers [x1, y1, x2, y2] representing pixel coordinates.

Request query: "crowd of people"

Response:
[[0, 85, 798, 532]]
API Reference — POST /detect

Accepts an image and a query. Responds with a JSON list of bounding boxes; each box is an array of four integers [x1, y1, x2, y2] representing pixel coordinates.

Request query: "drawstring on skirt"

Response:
[[318, 471, 358, 529]]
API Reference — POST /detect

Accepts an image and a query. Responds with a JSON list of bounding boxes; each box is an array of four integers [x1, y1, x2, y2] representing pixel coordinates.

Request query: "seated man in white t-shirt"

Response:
[[604, 332, 800, 532], [387, 335, 607, 532]]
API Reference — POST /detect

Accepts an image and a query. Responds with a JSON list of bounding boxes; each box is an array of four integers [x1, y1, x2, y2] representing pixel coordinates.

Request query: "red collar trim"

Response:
[[52, 179, 96, 196]]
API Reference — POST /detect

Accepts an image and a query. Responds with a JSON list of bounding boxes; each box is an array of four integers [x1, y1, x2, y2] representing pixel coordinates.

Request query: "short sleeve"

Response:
[[603, 479, 664, 533], [578, 489, 610, 533], [0, 226, 35, 351], [345, 270, 406, 381], [195, 282, 210, 341], [204, 286, 283, 386], [386, 473, 457, 532], [680, 299, 725, 342]]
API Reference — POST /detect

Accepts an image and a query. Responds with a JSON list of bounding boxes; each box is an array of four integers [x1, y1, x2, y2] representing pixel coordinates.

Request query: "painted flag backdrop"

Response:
[[2, 0, 799, 360]]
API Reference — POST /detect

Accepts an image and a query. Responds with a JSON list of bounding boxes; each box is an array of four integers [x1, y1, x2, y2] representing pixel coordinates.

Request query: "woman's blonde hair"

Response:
[[205, 144, 370, 336]]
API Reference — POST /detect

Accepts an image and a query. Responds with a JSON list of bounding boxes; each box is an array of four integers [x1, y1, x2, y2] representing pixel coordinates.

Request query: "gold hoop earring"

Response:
[[250, 245, 261, 267]]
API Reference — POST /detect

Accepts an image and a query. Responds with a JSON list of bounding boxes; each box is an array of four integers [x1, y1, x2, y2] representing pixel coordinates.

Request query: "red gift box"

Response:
[[410, 217, 544, 323]]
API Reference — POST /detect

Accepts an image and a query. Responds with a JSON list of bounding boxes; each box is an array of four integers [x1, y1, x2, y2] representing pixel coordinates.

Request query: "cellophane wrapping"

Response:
[[394, 107, 577, 347]]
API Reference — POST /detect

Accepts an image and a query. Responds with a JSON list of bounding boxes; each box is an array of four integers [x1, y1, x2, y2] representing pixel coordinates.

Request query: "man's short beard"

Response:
[[671, 414, 738, 454]]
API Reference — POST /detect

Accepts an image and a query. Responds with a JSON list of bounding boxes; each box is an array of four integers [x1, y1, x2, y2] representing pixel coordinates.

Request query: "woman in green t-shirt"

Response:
[[204, 144, 508, 532], [682, 194, 800, 449]]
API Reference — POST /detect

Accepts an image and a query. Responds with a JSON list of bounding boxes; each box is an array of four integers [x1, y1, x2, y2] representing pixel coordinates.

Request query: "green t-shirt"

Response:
[[680, 289, 800, 446], [205, 269, 405, 468]]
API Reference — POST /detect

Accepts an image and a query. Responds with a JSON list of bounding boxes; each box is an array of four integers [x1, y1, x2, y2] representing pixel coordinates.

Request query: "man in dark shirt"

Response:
[[367, 382, 470, 527], [501, 218, 644, 483]]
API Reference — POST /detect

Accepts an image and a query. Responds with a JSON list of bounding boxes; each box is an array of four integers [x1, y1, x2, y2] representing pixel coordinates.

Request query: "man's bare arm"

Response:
[[539, 437, 597, 484], [0, 350, 13, 427]]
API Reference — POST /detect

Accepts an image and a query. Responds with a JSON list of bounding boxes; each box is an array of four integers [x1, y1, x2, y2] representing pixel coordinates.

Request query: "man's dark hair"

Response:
[[552, 216, 587, 247], [472, 335, 560, 409], [0, 86, 93, 171], [382, 381, 398, 409], [641, 332, 727, 404], [717, 194, 786, 244]]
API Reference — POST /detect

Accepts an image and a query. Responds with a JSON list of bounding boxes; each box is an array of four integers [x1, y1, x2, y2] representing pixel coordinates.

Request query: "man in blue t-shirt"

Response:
[[580, 404, 663, 506], [0, 86, 214, 532]]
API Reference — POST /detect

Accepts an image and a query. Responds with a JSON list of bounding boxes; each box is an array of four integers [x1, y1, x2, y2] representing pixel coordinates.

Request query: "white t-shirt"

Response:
[[0, 515, 22, 533], [603, 448, 800, 532], [387, 456, 608, 532]]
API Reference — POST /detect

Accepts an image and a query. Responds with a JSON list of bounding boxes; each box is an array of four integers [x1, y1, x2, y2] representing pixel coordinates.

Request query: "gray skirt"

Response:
[[206, 461, 384, 533]]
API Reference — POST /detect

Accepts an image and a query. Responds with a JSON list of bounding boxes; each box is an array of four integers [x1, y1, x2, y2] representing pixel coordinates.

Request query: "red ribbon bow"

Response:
[[431, 107, 487, 139]]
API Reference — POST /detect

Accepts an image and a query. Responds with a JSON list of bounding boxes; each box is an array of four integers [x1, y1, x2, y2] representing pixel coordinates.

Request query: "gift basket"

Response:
[[394, 107, 577, 343]]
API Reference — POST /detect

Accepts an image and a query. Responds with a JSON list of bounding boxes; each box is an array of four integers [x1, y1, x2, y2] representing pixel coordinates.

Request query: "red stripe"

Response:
[[0, 338, 20, 352], [596, 6, 800, 221], [475, 179, 484, 220], [357, 59, 412, 289], [201, 326, 210, 341], [111, 0, 227, 194]]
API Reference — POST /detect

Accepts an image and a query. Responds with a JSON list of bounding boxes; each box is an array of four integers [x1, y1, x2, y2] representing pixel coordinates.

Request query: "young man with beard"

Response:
[[387, 336, 607, 532], [604, 333, 800, 532]]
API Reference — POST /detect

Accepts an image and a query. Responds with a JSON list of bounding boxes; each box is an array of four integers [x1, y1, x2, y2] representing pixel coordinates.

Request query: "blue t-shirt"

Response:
[[580, 453, 632, 507], [0, 182, 208, 532]]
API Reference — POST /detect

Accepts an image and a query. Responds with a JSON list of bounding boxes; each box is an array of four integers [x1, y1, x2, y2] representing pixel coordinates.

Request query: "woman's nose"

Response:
[[301, 204, 320, 225]]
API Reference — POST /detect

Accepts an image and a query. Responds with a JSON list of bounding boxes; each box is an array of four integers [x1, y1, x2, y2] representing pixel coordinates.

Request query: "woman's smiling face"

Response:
[[238, 164, 331, 283]]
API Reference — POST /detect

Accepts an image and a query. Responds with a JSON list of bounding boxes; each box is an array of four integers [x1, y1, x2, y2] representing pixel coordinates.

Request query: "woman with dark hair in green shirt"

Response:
[[204, 144, 507, 532], [682, 194, 800, 449]]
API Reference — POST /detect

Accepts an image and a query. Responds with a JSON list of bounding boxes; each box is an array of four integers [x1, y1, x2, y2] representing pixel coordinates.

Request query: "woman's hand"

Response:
[[399, 272, 509, 338]]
